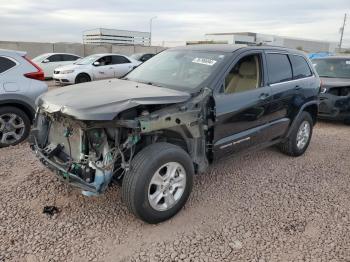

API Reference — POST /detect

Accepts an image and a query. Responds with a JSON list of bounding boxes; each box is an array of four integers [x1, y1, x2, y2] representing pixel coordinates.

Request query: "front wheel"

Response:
[[122, 143, 194, 224], [75, 73, 91, 84], [279, 111, 313, 156]]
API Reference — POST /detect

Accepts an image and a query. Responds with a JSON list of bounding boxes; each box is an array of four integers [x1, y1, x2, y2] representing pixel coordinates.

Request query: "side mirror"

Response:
[[93, 61, 100, 66], [42, 59, 50, 63]]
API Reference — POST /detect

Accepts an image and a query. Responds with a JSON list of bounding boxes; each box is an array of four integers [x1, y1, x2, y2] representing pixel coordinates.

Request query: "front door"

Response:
[[92, 56, 115, 80], [213, 51, 274, 158]]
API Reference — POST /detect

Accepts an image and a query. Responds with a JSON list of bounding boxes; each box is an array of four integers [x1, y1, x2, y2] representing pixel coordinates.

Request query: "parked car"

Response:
[[130, 53, 155, 63], [30, 45, 319, 223], [52, 53, 141, 85], [32, 53, 81, 79], [312, 56, 350, 124], [0, 49, 47, 147]]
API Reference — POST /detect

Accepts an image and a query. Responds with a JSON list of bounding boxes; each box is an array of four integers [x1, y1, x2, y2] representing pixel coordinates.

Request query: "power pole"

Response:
[[149, 16, 157, 46], [339, 13, 347, 51]]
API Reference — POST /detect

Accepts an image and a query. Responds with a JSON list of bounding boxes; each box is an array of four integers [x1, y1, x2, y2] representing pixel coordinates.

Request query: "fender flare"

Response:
[[286, 100, 319, 138], [0, 99, 36, 121]]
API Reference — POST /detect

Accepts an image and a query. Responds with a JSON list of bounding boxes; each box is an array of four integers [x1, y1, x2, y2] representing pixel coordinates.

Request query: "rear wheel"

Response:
[[279, 111, 313, 156], [122, 143, 194, 224], [0, 106, 30, 148], [75, 73, 91, 84]]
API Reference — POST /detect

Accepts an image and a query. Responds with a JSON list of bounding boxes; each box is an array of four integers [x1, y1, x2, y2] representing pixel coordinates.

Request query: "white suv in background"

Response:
[[32, 53, 81, 79], [0, 49, 47, 147], [53, 53, 141, 85]]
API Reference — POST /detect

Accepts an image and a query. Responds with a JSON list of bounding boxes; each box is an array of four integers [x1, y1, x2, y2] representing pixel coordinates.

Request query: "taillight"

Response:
[[23, 56, 45, 81]]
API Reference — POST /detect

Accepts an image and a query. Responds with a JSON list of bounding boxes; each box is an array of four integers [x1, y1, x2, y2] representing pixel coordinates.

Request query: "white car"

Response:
[[53, 53, 141, 85], [32, 53, 81, 79]]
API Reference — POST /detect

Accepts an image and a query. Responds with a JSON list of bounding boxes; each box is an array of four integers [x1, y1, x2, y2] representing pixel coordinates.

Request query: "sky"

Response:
[[0, 0, 349, 47]]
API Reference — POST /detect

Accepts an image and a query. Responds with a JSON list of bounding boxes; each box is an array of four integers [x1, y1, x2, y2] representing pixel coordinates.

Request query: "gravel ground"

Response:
[[0, 82, 349, 261]]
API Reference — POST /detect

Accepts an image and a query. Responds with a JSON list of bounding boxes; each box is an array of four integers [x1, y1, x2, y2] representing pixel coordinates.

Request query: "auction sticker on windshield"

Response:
[[192, 57, 217, 66]]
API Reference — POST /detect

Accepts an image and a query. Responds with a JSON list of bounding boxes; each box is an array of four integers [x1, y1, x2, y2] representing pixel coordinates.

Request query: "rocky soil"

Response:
[[0, 121, 349, 262]]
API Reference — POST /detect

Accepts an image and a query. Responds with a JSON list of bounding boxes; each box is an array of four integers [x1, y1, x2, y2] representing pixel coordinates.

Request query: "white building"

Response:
[[83, 28, 150, 46], [205, 32, 337, 53]]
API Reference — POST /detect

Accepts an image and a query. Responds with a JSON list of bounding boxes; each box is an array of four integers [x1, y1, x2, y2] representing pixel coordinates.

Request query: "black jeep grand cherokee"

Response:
[[30, 45, 320, 223]]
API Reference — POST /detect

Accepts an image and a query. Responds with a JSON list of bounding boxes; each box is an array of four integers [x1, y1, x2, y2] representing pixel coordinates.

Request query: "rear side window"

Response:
[[61, 54, 80, 61], [290, 55, 312, 79], [47, 54, 63, 62], [112, 55, 130, 64], [0, 57, 17, 73], [266, 53, 293, 84]]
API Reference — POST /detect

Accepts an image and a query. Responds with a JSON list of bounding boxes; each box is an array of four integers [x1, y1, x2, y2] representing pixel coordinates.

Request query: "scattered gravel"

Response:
[[0, 120, 349, 262]]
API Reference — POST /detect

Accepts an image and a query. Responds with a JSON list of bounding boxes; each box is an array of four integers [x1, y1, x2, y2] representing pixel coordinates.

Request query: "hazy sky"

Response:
[[1, 0, 349, 47]]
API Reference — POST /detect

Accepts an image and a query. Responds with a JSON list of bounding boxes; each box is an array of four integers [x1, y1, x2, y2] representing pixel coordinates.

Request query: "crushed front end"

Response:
[[29, 111, 139, 196]]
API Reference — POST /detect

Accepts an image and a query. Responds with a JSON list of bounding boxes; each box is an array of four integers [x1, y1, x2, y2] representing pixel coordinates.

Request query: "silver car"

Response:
[[0, 49, 48, 147]]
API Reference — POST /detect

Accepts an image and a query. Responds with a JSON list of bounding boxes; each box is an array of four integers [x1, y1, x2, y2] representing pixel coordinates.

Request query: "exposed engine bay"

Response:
[[30, 86, 213, 196]]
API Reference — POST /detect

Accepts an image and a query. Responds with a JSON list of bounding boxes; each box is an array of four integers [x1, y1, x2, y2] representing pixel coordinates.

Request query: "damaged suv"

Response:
[[312, 56, 350, 124], [30, 45, 320, 223]]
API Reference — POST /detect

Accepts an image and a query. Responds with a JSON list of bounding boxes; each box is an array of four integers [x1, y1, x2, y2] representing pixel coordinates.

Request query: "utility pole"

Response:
[[149, 16, 157, 46], [339, 13, 347, 51]]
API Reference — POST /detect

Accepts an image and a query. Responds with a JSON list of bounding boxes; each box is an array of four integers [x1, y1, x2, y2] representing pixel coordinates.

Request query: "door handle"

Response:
[[109, 67, 113, 69], [295, 85, 302, 90], [259, 93, 269, 100]]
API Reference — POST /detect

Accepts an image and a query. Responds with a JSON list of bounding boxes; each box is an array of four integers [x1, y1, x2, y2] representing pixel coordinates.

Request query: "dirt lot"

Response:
[[0, 82, 349, 261]]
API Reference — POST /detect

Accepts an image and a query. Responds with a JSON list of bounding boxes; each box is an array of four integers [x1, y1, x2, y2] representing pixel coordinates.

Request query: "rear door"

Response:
[[266, 52, 308, 128], [111, 55, 134, 78], [213, 51, 275, 157]]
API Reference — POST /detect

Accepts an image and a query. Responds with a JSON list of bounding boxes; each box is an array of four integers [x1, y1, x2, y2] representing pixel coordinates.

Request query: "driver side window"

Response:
[[96, 56, 112, 66], [224, 54, 262, 94]]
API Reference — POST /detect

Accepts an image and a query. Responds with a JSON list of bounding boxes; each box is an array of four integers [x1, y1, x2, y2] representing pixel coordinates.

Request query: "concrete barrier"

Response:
[[0, 41, 167, 58], [53, 43, 84, 57], [112, 45, 135, 56], [0, 41, 53, 58]]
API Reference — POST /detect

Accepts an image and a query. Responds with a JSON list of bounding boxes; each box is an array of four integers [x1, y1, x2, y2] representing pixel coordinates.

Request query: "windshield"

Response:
[[32, 54, 48, 62], [312, 58, 350, 78], [76, 55, 101, 65], [126, 50, 227, 90]]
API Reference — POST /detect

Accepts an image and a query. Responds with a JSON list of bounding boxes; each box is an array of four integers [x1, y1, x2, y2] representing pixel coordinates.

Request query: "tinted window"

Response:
[[141, 54, 154, 61], [0, 57, 16, 73], [47, 54, 62, 62], [266, 53, 292, 84], [112, 55, 130, 64], [224, 54, 262, 94], [96, 56, 112, 66], [61, 54, 80, 61], [290, 55, 312, 79]]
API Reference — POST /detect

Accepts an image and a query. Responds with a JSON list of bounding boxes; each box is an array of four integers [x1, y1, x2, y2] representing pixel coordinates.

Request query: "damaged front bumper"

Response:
[[319, 94, 350, 120], [31, 142, 99, 193]]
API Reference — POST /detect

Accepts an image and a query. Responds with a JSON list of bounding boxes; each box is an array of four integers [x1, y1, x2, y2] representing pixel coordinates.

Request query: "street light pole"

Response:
[[149, 16, 157, 46]]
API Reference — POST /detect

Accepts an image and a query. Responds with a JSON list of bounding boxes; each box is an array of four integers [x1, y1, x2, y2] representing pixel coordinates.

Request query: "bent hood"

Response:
[[37, 79, 191, 120]]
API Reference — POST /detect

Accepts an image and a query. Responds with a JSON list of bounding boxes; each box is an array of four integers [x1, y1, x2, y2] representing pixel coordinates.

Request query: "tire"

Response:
[[75, 73, 91, 84], [344, 118, 350, 125], [279, 111, 313, 157], [122, 142, 194, 224], [0, 106, 31, 148]]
